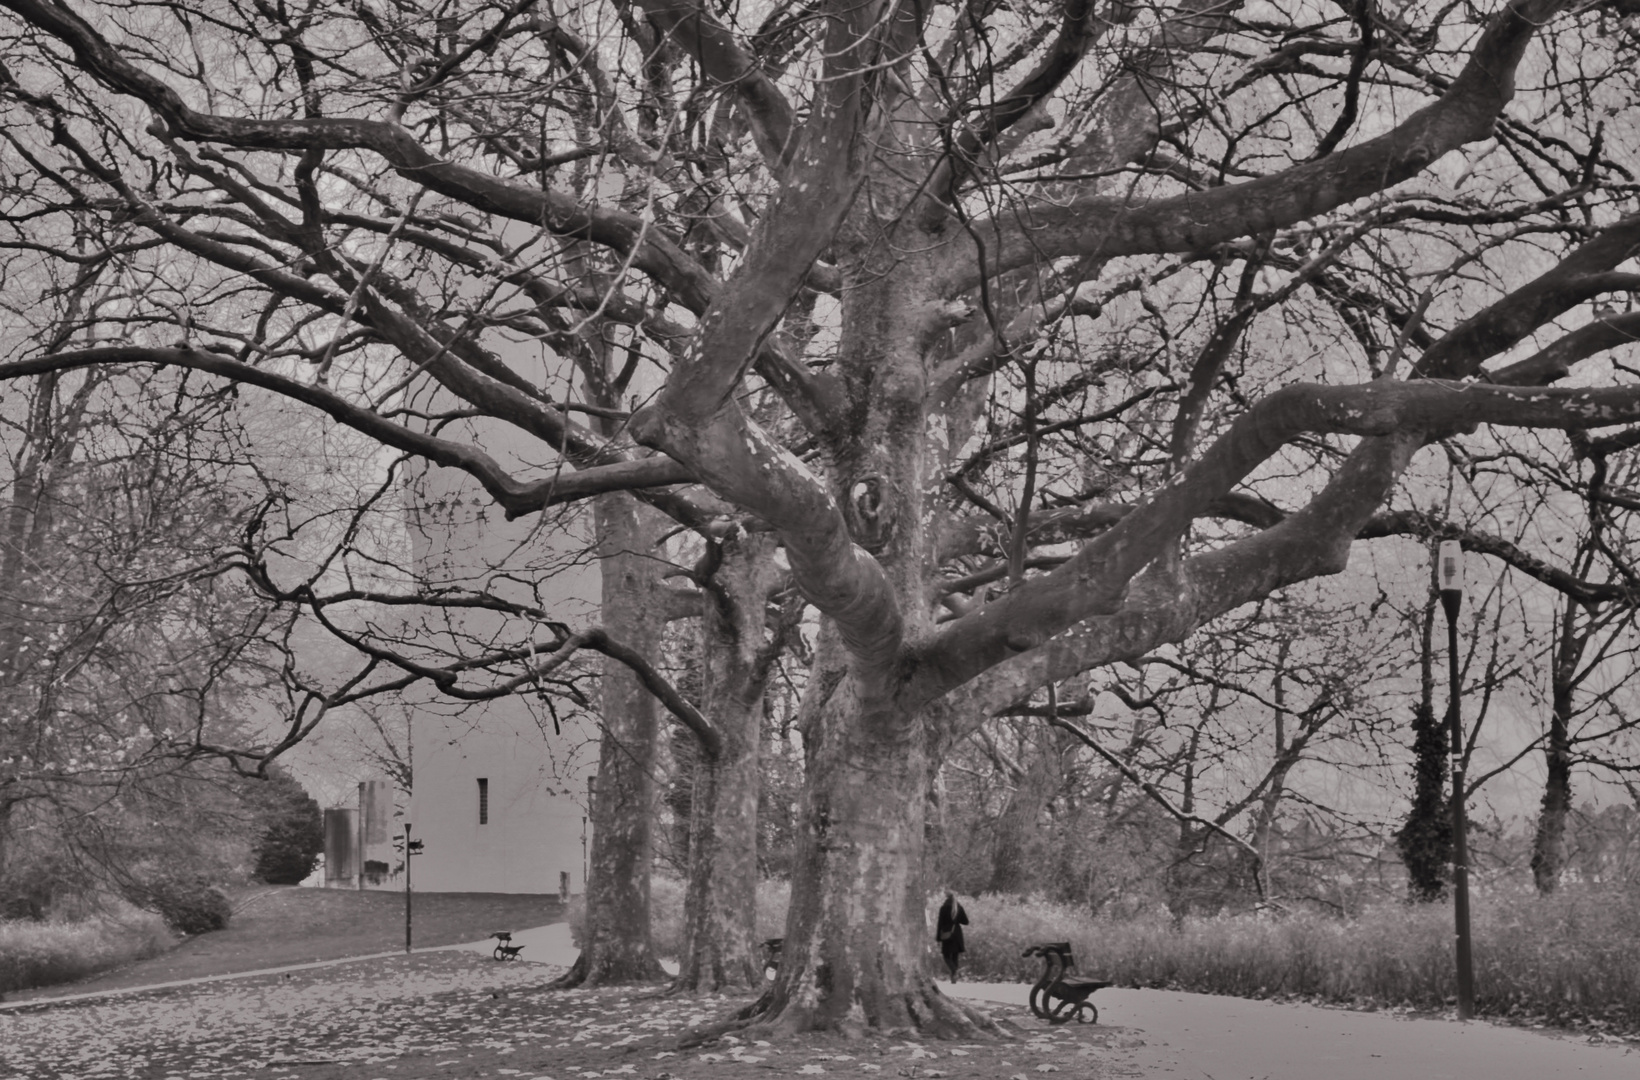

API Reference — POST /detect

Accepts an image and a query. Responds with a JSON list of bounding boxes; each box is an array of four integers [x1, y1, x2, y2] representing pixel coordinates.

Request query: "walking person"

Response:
[[936, 891, 969, 981]]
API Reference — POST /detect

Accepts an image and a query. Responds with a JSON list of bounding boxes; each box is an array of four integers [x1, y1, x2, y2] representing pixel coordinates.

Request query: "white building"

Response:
[[408, 699, 594, 894], [287, 344, 610, 896], [396, 374, 602, 895]]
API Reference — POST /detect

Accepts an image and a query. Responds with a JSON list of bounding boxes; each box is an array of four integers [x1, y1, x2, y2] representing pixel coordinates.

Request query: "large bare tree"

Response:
[[7, 0, 1640, 1036]]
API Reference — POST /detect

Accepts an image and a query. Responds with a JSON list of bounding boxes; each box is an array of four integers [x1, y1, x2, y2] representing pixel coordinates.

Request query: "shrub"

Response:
[[249, 770, 325, 885], [0, 905, 175, 994], [125, 876, 233, 935]]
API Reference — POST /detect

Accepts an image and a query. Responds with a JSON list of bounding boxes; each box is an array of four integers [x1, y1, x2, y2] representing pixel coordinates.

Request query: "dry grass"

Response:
[[502, 875, 1640, 1035], [4, 887, 563, 998], [954, 883, 1640, 1032], [0, 906, 174, 995]]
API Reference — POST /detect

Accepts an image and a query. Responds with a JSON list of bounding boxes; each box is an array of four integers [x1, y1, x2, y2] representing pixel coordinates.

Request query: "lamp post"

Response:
[[1438, 540, 1476, 1020], [403, 823, 424, 954]]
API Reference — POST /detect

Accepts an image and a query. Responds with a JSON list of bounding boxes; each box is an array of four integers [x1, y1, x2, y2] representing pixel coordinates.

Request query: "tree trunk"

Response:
[[1531, 704, 1572, 894], [675, 531, 779, 993], [1532, 607, 1580, 894], [987, 726, 1064, 895], [0, 798, 12, 908], [556, 493, 668, 988], [676, 737, 762, 991], [1397, 699, 1452, 902], [1398, 593, 1451, 903], [754, 661, 997, 1037]]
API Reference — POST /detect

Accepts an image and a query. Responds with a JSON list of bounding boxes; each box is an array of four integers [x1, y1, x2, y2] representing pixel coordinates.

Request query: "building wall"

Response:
[[409, 698, 594, 894], [395, 348, 603, 896], [358, 780, 396, 886], [323, 807, 359, 887]]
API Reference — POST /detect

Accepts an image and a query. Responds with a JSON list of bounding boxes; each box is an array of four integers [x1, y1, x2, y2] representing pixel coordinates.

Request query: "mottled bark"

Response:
[[938, 0, 1573, 291], [0, 0, 1616, 1044], [0, 799, 13, 905], [675, 530, 780, 993], [557, 493, 668, 987], [759, 662, 997, 1038]]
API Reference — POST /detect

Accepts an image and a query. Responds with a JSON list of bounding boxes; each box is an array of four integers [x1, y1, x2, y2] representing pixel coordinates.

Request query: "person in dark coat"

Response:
[[936, 891, 969, 981]]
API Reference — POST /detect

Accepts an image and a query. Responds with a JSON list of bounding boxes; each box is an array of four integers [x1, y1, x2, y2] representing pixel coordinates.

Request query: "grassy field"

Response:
[[3, 887, 563, 999], [945, 884, 1640, 1033], [17, 875, 1636, 1038], [631, 877, 1640, 1036]]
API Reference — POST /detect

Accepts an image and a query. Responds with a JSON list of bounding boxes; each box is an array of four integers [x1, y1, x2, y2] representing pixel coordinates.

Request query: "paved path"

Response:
[[9, 922, 1638, 1079], [944, 980, 1639, 1079]]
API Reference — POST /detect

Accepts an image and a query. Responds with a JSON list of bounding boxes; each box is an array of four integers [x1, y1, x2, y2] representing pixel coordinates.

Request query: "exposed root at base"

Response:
[[677, 982, 1012, 1046], [675, 990, 772, 1047], [545, 953, 588, 990], [546, 952, 670, 992]]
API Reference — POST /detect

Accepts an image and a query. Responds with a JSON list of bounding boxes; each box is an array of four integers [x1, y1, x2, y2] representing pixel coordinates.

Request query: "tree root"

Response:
[[545, 952, 588, 991], [675, 990, 773, 1047], [675, 980, 1011, 1046], [545, 951, 670, 991]]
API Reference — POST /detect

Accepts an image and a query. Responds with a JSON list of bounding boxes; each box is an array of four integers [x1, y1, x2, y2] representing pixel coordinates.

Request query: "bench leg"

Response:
[[1044, 997, 1098, 1025]]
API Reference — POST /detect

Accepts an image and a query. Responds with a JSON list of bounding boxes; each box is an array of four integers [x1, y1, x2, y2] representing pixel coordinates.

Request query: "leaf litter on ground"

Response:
[[1, 952, 1137, 1080]]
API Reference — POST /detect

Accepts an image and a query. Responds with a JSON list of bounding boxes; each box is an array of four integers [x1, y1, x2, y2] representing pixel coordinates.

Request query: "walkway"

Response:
[[944, 980, 1638, 1079], [7, 922, 1636, 1079]]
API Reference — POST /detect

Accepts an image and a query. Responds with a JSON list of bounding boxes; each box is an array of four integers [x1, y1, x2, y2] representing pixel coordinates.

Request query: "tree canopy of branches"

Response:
[[0, 326, 291, 916], [7, 0, 1640, 1037]]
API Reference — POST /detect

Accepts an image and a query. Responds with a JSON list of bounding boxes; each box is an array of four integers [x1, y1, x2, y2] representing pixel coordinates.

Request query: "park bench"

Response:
[[1023, 941, 1110, 1024], [491, 931, 525, 961]]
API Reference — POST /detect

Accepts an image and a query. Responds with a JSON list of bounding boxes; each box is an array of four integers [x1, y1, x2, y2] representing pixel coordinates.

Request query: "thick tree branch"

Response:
[[0, 347, 692, 515], [935, 0, 1572, 295], [628, 0, 905, 681], [0, 0, 719, 309], [636, 400, 902, 684], [915, 377, 1640, 703], [923, 0, 1107, 211], [1359, 510, 1639, 605], [1486, 311, 1640, 386], [932, 433, 1422, 728], [1414, 213, 1640, 379], [646, 0, 882, 424], [635, 0, 795, 171]]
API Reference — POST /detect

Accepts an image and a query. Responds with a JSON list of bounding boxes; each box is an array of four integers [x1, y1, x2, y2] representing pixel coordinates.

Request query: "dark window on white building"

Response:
[[478, 777, 489, 824]]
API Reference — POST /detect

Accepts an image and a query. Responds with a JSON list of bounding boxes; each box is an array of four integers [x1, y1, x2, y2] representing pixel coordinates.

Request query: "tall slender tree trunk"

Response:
[[556, 493, 668, 987], [675, 530, 780, 992], [1398, 594, 1451, 902], [0, 799, 13, 907], [987, 727, 1065, 895], [1532, 603, 1581, 894]]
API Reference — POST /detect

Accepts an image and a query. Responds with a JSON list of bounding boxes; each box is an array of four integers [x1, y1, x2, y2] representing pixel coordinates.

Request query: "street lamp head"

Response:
[[1438, 540, 1464, 596]]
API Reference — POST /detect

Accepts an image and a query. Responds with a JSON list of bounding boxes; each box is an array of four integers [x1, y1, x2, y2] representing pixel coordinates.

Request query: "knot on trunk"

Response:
[[845, 475, 896, 553]]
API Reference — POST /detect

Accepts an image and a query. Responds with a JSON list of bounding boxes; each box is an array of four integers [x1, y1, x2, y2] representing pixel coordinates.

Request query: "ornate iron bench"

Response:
[[491, 931, 525, 961], [1023, 941, 1110, 1024]]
